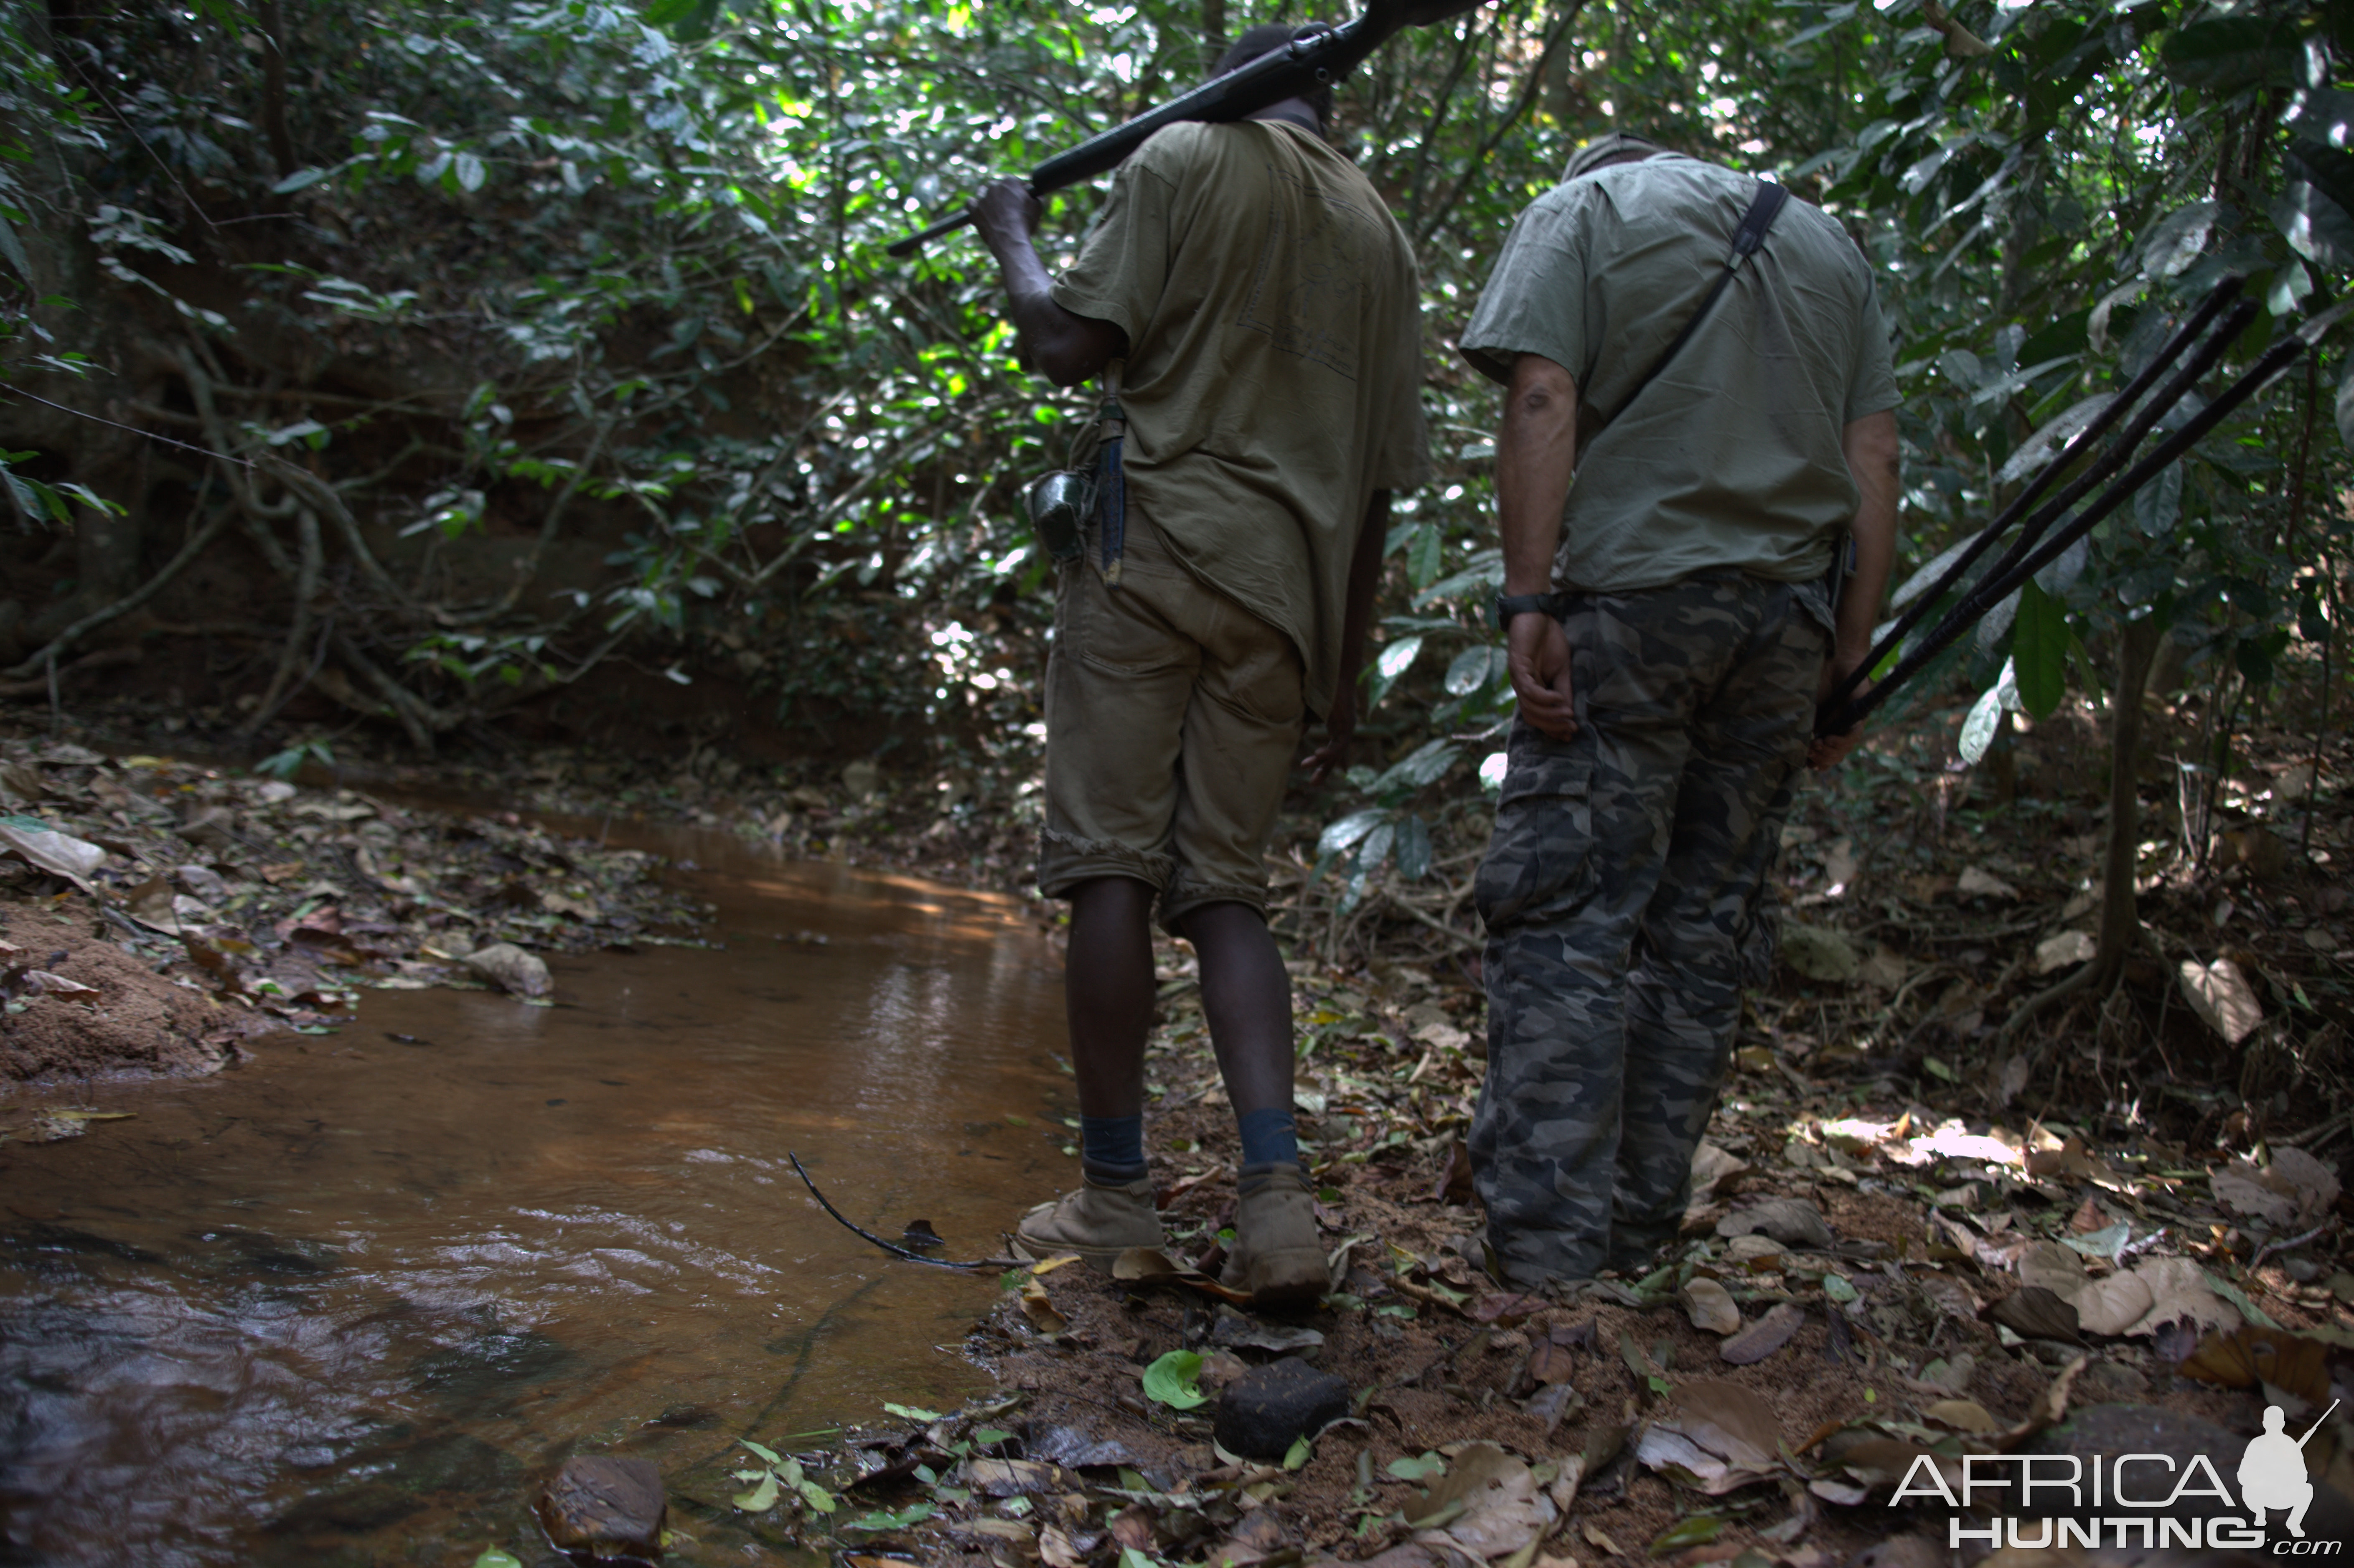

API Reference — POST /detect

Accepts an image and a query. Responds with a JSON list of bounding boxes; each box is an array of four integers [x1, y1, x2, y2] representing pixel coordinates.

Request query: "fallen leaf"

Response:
[[0, 819, 104, 892], [1471, 1291, 1545, 1327], [1688, 1141, 1747, 1205], [1956, 865, 2018, 899], [1719, 1303, 1805, 1365], [2268, 1147, 2342, 1221], [1411, 1443, 1557, 1560], [2212, 1163, 2298, 1226], [1671, 1379, 1782, 1465], [2033, 930, 2096, 974], [1680, 1278, 1742, 1336], [2179, 957, 2263, 1043], [1921, 1399, 1997, 1434], [2180, 1325, 2331, 1406], [1523, 1380, 1584, 1434], [1583, 1522, 1624, 1558], [2067, 1271, 2155, 1337], [964, 1458, 1057, 1497], [1141, 1349, 1206, 1410], [1038, 1525, 1084, 1568], [1715, 1199, 1834, 1250], [2121, 1257, 2237, 1338], [1985, 1286, 2080, 1344], [22, 971, 99, 1005], [1019, 1280, 1068, 1334], [1212, 1316, 1325, 1354]]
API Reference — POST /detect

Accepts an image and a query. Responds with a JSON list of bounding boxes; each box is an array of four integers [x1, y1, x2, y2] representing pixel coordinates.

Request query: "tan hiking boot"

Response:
[[1221, 1162, 1326, 1309], [1014, 1174, 1161, 1270]]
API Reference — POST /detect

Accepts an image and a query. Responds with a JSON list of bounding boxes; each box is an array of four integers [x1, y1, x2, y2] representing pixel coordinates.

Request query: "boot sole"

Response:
[[1013, 1225, 1159, 1273], [1235, 1249, 1329, 1311]]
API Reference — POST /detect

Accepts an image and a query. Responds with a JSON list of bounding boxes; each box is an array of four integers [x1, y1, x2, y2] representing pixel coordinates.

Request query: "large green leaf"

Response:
[[2160, 17, 2299, 92], [1142, 1349, 1208, 1410], [2012, 580, 2068, 720]]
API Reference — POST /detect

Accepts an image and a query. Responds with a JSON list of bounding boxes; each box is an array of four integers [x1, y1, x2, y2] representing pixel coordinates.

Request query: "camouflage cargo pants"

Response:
[[1470, 572, 1827, 1287]]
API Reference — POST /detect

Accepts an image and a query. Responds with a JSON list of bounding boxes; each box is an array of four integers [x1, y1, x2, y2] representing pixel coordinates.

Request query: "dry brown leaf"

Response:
[[1719, 1302, 1805, 1365], [2180, 1325, 2332, 1406], [1018, 1280, 1068, 1334], [1921, 1399, 1997, 1434], [1671, 1378, 1782, 1465], [1680, 1278, 1742, 1336], [2067, 1271, 2155, 1337], [2122, 1257, 2235, 1338], [1985, 1285, 2079, 1343], [2179, 957, 2263, 1043], [2016, 1240, 2088, 1297]]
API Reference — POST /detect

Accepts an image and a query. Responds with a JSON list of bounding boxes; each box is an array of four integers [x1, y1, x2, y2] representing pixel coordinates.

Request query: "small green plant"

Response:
[[256, 737, 334, 781]]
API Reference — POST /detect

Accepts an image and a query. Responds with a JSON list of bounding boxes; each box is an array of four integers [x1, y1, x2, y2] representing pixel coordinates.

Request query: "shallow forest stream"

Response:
[[0, 837, 1072, 1565]]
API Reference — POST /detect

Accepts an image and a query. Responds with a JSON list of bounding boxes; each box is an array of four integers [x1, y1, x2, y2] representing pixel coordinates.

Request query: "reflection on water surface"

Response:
[[0, 848, 1071, 1565]]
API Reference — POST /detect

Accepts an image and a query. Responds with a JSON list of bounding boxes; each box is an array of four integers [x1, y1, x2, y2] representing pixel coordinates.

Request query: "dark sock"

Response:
[[1080, 1113, 1146, 1184], [1236, 1106, 1298, 1170]]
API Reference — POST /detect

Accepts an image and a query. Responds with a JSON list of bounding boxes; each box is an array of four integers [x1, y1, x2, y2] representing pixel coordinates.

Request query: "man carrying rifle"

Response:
[[1457, 134, 1900, 1289], [971, 24, 1429, 1306]]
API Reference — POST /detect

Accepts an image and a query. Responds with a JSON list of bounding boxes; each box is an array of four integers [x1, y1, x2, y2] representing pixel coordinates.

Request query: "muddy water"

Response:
[[0, 841, 1077, 1565]]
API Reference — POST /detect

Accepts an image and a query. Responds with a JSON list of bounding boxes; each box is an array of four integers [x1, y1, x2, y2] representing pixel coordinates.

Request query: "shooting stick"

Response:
[[1816, 284, 2349, 736]]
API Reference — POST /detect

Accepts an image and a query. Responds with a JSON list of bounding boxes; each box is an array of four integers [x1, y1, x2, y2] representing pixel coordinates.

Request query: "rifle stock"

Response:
[[885, 0, 1478, 258]]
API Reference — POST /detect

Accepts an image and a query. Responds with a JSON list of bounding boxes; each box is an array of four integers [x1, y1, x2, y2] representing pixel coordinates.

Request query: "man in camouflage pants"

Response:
[[1455, 135, 1902, 1287]]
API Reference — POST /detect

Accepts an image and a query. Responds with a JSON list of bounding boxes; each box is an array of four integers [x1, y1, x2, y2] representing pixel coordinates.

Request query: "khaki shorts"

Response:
[[1039, 510, 1306, 930]]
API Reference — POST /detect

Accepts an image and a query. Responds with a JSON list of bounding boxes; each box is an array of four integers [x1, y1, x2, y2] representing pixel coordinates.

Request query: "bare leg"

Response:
[[1177, 900, 1292, 1117], [1065, 876, 1157, 1119]]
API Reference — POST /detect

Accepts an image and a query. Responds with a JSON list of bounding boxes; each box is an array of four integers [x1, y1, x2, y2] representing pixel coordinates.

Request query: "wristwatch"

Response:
[[1492, 592, 1558, 631]]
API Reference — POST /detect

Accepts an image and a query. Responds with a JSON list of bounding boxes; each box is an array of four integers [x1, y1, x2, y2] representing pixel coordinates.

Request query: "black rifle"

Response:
[[1815, 281, 2350, 737], [886, 0, 1482, 257]]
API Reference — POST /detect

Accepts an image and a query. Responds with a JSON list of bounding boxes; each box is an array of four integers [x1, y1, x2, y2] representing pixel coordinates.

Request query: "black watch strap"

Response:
[[1492, 592, 1560, 631]]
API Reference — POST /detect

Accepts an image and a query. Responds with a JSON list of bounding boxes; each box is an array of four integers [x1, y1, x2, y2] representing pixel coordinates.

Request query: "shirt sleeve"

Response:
[[1047, 134, 1182, 347], [1843, 274, 1902, 423], [1374, 253, 1434, 493], [1456, 191, 1591, 386]]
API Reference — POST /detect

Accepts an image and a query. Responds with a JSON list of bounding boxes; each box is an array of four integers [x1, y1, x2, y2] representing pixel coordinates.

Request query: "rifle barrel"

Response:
[[885, 8, 1396, 258]]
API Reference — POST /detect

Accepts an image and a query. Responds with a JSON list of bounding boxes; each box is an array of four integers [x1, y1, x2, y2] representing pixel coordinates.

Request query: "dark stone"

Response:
[[1211, 1357, 1349, 1460], [537, 1455, 666, 1563]]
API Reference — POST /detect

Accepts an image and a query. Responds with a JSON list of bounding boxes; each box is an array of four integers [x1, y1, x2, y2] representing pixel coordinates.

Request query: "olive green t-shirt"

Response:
[[1457, 154, 1899, 595], [1050, 119, 1430, 717]]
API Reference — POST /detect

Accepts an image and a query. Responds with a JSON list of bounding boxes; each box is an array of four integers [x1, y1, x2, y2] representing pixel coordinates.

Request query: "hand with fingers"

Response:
[[1506, 610, 1576, 741]]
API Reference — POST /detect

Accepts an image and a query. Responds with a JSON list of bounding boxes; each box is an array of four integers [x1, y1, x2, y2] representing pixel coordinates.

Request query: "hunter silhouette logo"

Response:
[[1891, 1398, 2344, 1552], [2242, 1402, 2333, 1538]]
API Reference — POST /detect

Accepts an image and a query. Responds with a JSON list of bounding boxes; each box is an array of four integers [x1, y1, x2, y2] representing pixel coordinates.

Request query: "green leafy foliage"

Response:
[[1141, 1349, 1208, 1409]]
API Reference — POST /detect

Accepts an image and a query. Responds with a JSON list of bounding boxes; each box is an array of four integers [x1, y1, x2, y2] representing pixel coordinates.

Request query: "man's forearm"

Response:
[[1333, 490, 1390, 700], [1497, 354, 1579, 596], [1835, 409, 1900, 659], [973, 183, 1125, 387]]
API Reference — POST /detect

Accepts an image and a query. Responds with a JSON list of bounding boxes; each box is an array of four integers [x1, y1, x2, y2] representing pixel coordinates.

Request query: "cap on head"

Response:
[[1563, 132, 1663, 183], [1213, 22, 1335, 131]]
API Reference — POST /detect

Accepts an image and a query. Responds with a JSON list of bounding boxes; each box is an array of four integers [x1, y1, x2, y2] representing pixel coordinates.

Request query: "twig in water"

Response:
[[788, 1152, 1023, 1272]]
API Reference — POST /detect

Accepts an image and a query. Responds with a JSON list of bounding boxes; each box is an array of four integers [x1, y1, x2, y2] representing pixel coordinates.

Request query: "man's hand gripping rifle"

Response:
[[885, 0, 1481, 258]]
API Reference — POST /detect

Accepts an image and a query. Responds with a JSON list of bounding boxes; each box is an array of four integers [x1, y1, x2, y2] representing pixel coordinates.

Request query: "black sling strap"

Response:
[[1596, 178, 1791, 429]]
